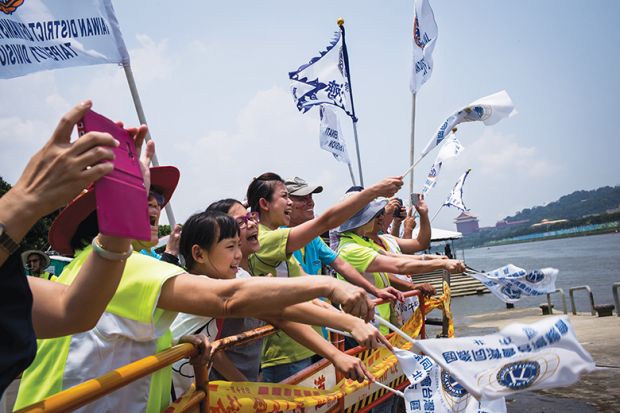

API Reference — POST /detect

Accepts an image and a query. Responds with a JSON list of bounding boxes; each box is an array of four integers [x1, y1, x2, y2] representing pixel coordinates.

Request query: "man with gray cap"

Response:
[[335, 192, 466, 335], [285, 177, 403, 304]]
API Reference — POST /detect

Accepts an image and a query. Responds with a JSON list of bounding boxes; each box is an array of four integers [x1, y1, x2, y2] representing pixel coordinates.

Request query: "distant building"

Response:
[[454, 211, 479, 235], [495, 219, 530, 228], [531, 218, 569, 228]]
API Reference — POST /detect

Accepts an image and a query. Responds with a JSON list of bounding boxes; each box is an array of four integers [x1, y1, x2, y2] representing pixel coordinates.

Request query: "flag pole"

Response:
[[338, 18, 364, 187], [123, 63, 176, 227], [430, 205, 443, 224], [346, 162, 357, 186], [408, 93, 417, 206]]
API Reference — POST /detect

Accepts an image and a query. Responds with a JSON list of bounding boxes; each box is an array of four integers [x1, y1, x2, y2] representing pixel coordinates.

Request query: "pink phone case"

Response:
[[77, 110, 151, 241]]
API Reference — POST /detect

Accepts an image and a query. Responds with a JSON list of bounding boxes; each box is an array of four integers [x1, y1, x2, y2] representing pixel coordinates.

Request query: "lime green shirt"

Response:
[[337, 232, 392, 335], [248, 224, 317, 367], [15, 247, 183, 412]]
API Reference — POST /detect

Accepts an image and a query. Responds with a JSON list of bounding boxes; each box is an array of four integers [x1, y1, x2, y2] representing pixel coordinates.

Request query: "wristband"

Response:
[[91, 236, 133, 261]]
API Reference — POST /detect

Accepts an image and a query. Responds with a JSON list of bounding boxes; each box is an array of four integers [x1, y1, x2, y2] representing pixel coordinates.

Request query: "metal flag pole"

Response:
[[346, 162, 357, 186], [123, 63, 176, 227], [409, 93, 417, 206], [430, 205, 444, 224], [338, 18, 364, 187]]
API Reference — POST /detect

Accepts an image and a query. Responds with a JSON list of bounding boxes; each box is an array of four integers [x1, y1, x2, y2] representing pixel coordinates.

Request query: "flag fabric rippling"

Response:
[[422, 132, 464, 195], [413, 316, 596, 400], [410, 0, 438, 93]]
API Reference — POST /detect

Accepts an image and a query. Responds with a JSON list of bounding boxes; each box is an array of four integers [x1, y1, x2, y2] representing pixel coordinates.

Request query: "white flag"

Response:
[[0, 0, 129, 79], [419, 91, 516, 160], [468, 264, 559, 303], [289, 31, 353, 118], [422, 132, 464, 195], [414, 316, 596, 400], [402, 355, 506, 413], [319, 105, 350, 164], [443, 169, 471, 211], [410, 0, 438, 93]]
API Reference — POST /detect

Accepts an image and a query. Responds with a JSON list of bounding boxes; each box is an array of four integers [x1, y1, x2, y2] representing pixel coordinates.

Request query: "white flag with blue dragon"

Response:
[[410, 0, 438, 93], [289, 31, 353, 118], [419, 90, 516, 160], [413, 317, 596, 401], [468, 264, 559, 303]]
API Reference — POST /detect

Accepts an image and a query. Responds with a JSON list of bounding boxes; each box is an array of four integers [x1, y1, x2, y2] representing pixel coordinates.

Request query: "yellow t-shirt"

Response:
[[248, 224, 317, 367], [337, 232, 392, 335]]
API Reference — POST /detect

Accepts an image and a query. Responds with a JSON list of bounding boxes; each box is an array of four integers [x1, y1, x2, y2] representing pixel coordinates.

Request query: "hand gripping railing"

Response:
[[16, 290, 425, 413], [569, 285, 596, 316], [546, 288, 568, 314]]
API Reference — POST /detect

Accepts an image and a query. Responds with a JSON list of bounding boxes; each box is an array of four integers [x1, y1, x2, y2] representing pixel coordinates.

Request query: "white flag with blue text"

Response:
[[468, 264, 559, 303], [414, 317, 596, 400], [289, 31, 353, 117], [0, 0, 129, 79], [443, 169, 471, 212], [422, 132, 464, 195], [410, 0, 438, 93], [401, 354, 506, 413], [419, 91, 516, 160], [319, 105, 350, 164]]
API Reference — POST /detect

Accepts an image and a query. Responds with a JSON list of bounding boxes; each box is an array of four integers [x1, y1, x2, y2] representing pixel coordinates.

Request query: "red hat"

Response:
[[49, 166, 180, 256]]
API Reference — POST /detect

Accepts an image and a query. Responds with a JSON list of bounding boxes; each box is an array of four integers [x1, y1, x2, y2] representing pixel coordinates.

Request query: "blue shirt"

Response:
[[293, 236, 337, 275]]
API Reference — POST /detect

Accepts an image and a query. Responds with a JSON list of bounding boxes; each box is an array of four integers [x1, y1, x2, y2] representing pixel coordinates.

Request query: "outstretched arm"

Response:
[[275, 320, 374, 382], [330, 257, 403, 303], [158, 274, 374, 321], [285, 177, 404, 253], [368, 254, 465, 276]]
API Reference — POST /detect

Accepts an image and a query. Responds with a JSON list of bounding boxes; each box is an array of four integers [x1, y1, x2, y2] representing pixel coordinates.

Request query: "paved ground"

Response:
[[448, 307, 620, 413]]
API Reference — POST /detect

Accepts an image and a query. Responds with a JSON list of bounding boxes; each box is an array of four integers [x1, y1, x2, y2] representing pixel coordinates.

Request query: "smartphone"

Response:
[[411, 193, 421, 207], [393, 198, 403, 218], [77, 110, 151, 241]]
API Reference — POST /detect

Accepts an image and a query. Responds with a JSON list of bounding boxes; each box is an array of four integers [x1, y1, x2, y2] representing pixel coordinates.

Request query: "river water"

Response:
[[449, 232, 620, 323]]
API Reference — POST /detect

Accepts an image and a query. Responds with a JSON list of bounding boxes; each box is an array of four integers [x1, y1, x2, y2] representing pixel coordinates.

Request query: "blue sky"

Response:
[[1, 1, 619, 231]]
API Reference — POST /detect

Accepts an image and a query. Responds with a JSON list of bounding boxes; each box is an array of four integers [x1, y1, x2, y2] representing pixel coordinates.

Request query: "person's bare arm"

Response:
[[157, 274, 373, 321], [275, 320, 374, 382], [285, 177, 403, 253], [211, 352, 248, 381], [367, 254, 465, 276], [395, 197, 431, 254], [386, 274, 436, 296], [275, 301, 390, 349], [330, 257, 403, 303], [27, 104, 152, 338]]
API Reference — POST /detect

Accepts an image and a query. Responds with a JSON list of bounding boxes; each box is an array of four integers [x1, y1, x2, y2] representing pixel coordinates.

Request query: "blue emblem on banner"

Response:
[[526, 270, 545, 283], [440, 370, 468, 398], [496, 360, 540, 390]]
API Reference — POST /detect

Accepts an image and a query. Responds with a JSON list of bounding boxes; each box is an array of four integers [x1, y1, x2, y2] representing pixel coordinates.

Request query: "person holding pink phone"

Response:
[[0, 101, 149, 398]]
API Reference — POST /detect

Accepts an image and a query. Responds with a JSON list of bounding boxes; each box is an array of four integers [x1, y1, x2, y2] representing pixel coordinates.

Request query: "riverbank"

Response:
[[452, 307, 620, 412]]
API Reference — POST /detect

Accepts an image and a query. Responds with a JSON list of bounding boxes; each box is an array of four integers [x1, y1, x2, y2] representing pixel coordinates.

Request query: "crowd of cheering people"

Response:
[[0, 102, 465, 412]]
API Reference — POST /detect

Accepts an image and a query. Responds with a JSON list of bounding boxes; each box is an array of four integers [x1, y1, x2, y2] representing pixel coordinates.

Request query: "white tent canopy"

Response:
[[412, 227, 462, 242]]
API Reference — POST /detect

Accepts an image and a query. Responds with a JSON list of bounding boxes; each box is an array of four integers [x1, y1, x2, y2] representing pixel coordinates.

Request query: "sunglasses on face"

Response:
[[236, 212, 260, 228], [149, 190, 165, 208], [27, 259, 40, 264]]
